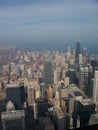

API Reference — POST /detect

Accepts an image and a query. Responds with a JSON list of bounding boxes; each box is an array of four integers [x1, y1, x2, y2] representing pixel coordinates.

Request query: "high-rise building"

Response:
[[53, 107, 66, 130], [91, 59, 98, 78], [66, 46, 71, 63], [1, 110, 25, 130], [79, 54, 83, 64], [40, 83, 45, 99], [6, 82, 25, 109], [27, 86, 35, 106], [61, 55, 66, 68], [43, 60, 53, 86], [75, 42, 81, 64], [78, 65, 88, 93], [82, 47, 87, 63], [35, 99, 48, 118], [38, 117, 55, 130], [93, 70, 98, 105], [54, 70, 58, 85], [72, 99, 95, 128], [78, 99, 95, 127]]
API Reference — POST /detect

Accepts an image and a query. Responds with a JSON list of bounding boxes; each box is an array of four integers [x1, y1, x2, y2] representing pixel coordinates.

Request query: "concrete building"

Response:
[[54, 70, 58, 85], [1, 110, 25, 130], [27, 86, 35, 106], [79, 54, 83, 64], [53, 107, 66, 130], [82, 47, 87, 64], [89, 114, 98, 125], [93, 70, 98, 107]]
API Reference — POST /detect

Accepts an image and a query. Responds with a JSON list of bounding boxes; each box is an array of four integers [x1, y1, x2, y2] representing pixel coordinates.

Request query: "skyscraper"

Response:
[[75, 42, 81, 64], [1, 110, 25, 130], [78, 65, 88, 93], [54, 70, 58, 85], [53, 107, 66, 130], [43, 60, 53, 87], [27, 86, 35, 106], [6, 82, 25, 109], [93, 70, 98, 105], [40, 83, 45, 99], [82, 47, 87, 63]]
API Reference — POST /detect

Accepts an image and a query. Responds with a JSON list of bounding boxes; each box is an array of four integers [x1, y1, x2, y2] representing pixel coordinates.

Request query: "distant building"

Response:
[[27, 86, 35, 106], [82, 47, 87, 64], [54, 70, 58, 85], [93, 70, 98, 107], [43, 60, 53, 86], [78, 65, 88, 93], [91, 59, 98, 77], [66, 69, 78, 85], [79, 54, 83, 64], [6, 82, 25, 109], [1, 110, 25, 130], [75, 42, 81, 64], [40, 83, 45, 99]]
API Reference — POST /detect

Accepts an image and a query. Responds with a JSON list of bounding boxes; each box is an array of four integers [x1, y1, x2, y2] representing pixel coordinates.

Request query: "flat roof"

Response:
[[79, 99, 94, 106], [1, 110, 25, 120], [6, 82, 24, 88], [54, 107, 65, 119]]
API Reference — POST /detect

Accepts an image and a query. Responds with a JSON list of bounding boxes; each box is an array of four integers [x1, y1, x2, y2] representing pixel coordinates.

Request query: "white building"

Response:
[[54, 70, 58, 85], [27, 86, 35, 106], [93, 70, 98, 105]]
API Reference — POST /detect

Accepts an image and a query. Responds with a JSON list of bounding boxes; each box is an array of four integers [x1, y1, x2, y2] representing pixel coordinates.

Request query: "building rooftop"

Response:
[[79, 65, 88, 71], [6, 82, 24, 88], [54, 107, 65, 119], [1, 110, 25, 120], [73, 91, 83, 96], [79, 98, 94, 106], [68, 84, 86, 98]]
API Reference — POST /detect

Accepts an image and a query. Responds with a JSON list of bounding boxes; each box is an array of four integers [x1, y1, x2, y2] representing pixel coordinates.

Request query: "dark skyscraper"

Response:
[[43, 60, 53, 87], [6, 82, 25, 109], [40, 83, 45, 99], [75, 42, 81, 64], [35, 99, 48, 118]]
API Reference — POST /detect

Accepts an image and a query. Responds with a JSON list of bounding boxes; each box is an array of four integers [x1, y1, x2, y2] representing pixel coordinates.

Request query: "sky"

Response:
[[0, 0, 98, 50]]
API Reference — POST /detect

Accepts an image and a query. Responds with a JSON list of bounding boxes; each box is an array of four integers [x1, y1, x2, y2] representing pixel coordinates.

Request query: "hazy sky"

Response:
[[0, 0, 98, 48]]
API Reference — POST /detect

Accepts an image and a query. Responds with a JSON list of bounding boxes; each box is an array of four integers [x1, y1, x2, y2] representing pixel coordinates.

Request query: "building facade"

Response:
[[1, 110, 25, 130]]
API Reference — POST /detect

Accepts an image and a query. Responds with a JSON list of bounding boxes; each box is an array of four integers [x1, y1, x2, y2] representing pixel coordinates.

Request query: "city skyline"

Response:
[[0, 0, 98, 50], [0, 43, 98, 129]]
